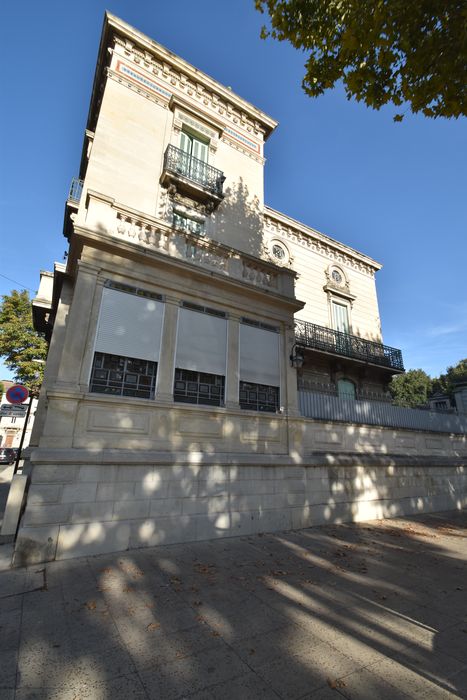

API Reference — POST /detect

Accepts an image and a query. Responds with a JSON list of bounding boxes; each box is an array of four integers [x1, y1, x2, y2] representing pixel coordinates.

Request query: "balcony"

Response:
[[63, 177, 84, 240], [161, 145, 225, 210], [68, 177, 83, 203], [295, 319, 404, 372], [81, 192, 298, 300]]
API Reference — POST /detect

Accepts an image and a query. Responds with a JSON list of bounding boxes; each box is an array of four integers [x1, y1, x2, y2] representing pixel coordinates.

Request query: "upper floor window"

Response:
[[173, 211, 205, 236], [332, 301, 350, 334], [180, 131, 209, 163]]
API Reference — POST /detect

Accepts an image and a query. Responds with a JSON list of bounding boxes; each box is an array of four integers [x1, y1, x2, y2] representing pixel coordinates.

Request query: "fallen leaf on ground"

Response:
[[147, 622, 160, 632]]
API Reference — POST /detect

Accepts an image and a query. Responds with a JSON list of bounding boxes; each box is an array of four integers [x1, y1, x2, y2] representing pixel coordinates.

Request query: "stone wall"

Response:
[[14, 422, 466, 565]]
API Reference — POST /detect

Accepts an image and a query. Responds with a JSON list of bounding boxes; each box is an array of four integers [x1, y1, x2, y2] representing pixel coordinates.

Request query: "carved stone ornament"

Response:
[[264, 238, 293, 267], [323, 266, 356, 302], [264, 214, 378, 278]]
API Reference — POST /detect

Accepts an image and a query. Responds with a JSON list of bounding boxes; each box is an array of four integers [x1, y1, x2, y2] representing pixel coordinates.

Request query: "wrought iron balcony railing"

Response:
[[68, 177, 83, 203], [295, 319, 404, 372], [163, 145, 225, 198]]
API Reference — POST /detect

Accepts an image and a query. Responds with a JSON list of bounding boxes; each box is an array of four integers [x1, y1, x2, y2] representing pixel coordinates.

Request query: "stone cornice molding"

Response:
[[72, 193, 303, 312], [104, 13, 277, 139], [106, 66, 171, 111], [264, 207, 381, 278], [169, 95, 225, 135], [106, 61, 266, 164]]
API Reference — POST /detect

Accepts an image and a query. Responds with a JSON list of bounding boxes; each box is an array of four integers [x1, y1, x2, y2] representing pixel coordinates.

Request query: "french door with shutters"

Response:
[[332, 301, 350, 356], [179, 131, 209, 184]]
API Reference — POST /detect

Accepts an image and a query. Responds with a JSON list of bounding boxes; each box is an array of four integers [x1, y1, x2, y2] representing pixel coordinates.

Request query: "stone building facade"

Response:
[[15, 14, 465, 564]]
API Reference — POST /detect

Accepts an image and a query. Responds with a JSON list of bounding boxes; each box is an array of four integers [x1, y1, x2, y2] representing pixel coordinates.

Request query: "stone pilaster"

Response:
[[154, 296, 179, 402], [225, 314, 240, 409], [55, 262, 100, 391], [284, 325, 301, 417]]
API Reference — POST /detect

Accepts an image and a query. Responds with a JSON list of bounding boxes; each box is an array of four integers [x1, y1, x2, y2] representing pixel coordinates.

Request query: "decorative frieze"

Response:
[[110, 38, 268, 162], [264, 214, 378, 278], [242, 261, 278, 289], [114, 35, 266, 135]]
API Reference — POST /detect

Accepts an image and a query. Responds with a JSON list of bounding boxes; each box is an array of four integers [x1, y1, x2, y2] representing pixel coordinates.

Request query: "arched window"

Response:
[[337, 378, 356, 400]]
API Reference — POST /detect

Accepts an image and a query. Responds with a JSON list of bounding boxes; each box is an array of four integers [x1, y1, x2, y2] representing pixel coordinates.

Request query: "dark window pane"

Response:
[[90, 353, 157, 400], [239, 381, 279, 413], [174, 368, 225, 407]]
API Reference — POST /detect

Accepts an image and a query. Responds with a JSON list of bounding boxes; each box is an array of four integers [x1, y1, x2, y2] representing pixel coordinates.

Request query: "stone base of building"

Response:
[[13, 449, 466, 566]]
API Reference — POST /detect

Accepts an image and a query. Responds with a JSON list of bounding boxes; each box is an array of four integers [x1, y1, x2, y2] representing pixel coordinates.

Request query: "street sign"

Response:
[[5, 384, 29, 405], [0, 404, 28, 417]]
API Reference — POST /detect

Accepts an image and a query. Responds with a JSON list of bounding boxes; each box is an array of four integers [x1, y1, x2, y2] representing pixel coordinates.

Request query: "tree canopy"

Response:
[[389, 369, 432, 408], [389, 359, 467, 408], [0, 290, 47, 392], [255, 0, 466, 120], [432, 358, 467, 396]]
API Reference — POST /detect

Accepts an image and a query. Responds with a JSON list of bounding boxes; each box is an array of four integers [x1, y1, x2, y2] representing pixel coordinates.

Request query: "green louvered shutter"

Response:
[[180, 131, 192, 154], [192, 138, 208, 163], [332, 302, 350, 334]]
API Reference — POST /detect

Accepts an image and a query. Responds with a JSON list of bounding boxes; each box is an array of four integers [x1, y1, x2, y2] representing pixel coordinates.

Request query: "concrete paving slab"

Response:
[[0, 509, 466, 699]]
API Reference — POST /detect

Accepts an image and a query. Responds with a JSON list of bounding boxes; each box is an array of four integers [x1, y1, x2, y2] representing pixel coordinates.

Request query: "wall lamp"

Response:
[[290, 344, 305, 369]]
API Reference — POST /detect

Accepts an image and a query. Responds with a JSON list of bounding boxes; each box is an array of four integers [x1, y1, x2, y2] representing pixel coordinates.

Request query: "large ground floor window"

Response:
[[90, 353, 157, 399], [239, 381, 279, 412], [174, 368, 225, 406]]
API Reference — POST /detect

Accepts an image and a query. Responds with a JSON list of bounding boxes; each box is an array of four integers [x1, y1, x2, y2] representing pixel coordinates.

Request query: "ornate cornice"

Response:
[[111, 33, 274, 139], [108, 48, 266, 163], [264, 210, 381, 278]]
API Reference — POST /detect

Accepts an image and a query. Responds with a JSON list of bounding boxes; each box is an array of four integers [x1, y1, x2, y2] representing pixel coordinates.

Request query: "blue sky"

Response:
[[1, 0, 466, 380]]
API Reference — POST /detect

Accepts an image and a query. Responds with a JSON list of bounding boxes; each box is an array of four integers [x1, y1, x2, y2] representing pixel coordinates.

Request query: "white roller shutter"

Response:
[[240, 324, 280, 386], [175, 308, 227, 375], [95, 287, 164, 362]]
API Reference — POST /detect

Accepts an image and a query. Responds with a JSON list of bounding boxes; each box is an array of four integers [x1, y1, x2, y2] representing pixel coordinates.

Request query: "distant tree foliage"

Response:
[[432, 358, 467, 396], [389, 369, 432, 408], [255, 0, 467, 120], [0, 381, 4, 400], [0, 290, 47, 392]]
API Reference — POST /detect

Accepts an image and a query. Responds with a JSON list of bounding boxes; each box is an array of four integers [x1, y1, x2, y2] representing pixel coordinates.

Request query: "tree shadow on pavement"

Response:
[[1, 509, 467, 699]]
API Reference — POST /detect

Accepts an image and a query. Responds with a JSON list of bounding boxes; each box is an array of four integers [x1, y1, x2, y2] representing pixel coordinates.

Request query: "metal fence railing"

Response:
[[295, 319, 404, 372], [163, 145, 225, 197], [298, 390, 467, 435]]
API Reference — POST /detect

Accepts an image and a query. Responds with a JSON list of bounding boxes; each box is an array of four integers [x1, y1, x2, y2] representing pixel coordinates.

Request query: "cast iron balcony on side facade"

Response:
[[295, 319, 404, 372], [161, 145, 225, 210], [63, 177, 84, 240], [68, 177, 84, 204]]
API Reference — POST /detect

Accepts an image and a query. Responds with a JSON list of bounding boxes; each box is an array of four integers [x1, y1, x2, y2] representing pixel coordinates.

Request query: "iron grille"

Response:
[[174, 368, 225, 406], [90, 353, 157, 399], [294, 319, 404, 372], [68, 177, 83, 203], [239, 381, 280, 413], [164, 145, 225, 197]]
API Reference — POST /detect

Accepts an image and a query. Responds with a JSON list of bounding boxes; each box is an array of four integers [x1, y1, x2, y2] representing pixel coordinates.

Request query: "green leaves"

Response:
[[0, 290, 47, 392], [389, 359, 467, 407], [389, 369, 433, 408], [256, 0, 467, 120]]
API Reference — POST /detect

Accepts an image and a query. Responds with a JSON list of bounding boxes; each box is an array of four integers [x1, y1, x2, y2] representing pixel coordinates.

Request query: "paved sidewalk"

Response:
[[1, 510, 466, 699]]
